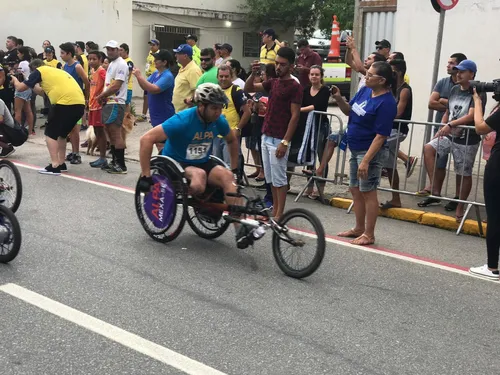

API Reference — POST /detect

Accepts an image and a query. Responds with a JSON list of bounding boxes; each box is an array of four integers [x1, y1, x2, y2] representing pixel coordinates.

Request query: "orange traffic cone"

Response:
[[328, 15, 341, 63]]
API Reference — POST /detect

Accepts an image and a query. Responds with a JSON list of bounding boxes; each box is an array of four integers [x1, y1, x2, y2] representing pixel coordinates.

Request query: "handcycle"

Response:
[[0, 159, 22, 263], [135, 155, 326, 279]]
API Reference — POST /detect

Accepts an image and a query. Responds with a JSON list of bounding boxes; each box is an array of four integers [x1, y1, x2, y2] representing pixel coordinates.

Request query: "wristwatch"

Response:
[[280, 139, 289, 147]]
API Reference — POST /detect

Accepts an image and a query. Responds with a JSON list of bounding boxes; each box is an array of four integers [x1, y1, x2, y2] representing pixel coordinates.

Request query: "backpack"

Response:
[[2, 120, 28, 146]]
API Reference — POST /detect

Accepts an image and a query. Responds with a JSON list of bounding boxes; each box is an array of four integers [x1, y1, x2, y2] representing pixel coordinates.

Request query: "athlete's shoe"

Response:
[[107, 164, 127, 174], [59, 163, 68, 173], [39, 164, 61, 176], [469, 265, 499, 280]]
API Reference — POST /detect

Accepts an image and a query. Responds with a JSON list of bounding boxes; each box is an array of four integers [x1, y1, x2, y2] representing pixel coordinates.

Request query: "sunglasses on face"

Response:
[[376, 46, 383, 50], [200, 57, 212, 62]]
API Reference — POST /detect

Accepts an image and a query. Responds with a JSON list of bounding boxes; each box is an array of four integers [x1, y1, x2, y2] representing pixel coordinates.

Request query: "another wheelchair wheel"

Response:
[[186, 188, 230, 240], [0, 205, 22, 263], [0, 160, 22, 213], [135, 158, 187, 243], [272, 208, 325, 279]]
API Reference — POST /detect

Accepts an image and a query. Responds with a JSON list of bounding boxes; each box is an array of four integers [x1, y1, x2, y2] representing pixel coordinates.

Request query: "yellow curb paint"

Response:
[[380, 208, 424, 223], [329, 197, 487, 237]]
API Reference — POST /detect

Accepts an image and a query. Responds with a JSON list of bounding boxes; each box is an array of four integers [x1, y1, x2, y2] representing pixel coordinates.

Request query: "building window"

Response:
[[243, 32, 261, 58]]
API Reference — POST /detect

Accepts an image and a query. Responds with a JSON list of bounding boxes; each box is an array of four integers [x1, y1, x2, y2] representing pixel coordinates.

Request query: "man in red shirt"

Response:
[[296, 40, 323, 87], [245, 47, 303, 220]]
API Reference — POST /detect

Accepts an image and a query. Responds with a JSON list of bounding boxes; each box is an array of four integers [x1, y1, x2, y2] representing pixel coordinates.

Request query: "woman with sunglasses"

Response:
[[334, 61, 397, 245]]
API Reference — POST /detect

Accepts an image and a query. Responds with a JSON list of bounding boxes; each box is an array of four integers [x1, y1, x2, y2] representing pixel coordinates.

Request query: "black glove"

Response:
[[232, 168, 243, 186], [137, 175, 154, 193]]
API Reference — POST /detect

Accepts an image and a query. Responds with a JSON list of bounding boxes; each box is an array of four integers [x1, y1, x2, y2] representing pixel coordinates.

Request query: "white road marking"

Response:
[[14, 161, 497, 284], [0, 283, 227, 375]]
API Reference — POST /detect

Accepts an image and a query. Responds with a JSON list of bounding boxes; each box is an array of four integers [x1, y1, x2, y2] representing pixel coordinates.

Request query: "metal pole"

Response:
[[419, 8, 446, 190], [350, 0, 362, 99]]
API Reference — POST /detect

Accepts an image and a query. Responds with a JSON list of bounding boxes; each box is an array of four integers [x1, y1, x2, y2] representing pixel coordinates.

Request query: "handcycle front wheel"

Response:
[[0, 205, 22, 263], [0, 159, 22, 213], [272, 208, 326, 279], [135, 160, 187, 243]]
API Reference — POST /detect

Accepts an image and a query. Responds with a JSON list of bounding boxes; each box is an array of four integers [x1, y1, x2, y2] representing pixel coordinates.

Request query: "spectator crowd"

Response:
[[0, 30, 498, 277]]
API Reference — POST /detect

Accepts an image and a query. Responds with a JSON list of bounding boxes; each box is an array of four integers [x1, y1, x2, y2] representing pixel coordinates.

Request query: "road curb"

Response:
[[330, 197, 487, 237]]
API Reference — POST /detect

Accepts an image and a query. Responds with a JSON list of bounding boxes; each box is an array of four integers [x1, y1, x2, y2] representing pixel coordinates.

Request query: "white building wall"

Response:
[[393, 0, 499, 151], [2, 0, 132, 56]]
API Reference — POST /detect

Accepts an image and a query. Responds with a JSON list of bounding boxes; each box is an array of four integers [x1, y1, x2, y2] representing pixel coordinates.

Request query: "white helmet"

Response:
[[193, 83, 229, 107]]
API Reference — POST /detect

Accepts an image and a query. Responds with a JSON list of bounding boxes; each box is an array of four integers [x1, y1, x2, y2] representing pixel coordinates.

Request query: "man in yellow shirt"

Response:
[[12, 59, 85, 175], [139, 39, 160, 121], [260, 29, 280, 64], [185, 35, 201, 66], [212, 64, 250, 165], [172, 44, 202, 113]]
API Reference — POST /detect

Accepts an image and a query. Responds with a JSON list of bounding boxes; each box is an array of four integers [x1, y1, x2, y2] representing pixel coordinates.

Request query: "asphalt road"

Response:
[[0, 142, 498, 375]]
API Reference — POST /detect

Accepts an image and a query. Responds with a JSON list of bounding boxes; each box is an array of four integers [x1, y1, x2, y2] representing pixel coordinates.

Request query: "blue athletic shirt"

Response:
[[161, 107, 230, 164], [63, 61, 83, 89], [346, 86, 397, 151], [147, 69, 175, 126]]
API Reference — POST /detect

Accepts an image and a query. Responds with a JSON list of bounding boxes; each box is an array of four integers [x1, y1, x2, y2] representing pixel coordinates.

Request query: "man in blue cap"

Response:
[[423, 59, 486, 222], [172, 44, 202, 113]]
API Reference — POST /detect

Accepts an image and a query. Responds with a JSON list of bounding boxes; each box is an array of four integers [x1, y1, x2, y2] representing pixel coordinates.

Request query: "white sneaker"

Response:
[[469, 264, 500, 280]]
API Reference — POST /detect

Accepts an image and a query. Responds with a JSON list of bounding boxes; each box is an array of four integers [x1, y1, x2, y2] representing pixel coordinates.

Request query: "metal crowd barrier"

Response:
[[346, 119, 486, 236], [242, 112, 486, 236]]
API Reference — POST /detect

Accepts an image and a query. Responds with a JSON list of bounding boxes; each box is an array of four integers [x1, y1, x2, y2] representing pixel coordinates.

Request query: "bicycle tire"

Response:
[[135, 163, 187, 243], [0, 205, 22, 263], [0, 159, 22, 213], [186, 206, 230, 240], [272, 208, 325, 279]]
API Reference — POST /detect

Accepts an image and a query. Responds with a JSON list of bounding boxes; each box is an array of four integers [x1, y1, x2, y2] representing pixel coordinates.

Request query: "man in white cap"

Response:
[[95, 40, 129, 174]]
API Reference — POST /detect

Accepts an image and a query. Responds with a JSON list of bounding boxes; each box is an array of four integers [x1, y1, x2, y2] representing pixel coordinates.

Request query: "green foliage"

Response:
[[242, 0, 355, 37]]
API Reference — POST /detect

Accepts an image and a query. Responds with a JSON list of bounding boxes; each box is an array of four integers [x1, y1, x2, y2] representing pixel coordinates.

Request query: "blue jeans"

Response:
[[349, 148, 387, 192]]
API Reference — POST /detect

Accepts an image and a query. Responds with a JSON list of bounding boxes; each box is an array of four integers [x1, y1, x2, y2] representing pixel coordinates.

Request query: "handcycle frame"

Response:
[[136, 155, 326, 278]]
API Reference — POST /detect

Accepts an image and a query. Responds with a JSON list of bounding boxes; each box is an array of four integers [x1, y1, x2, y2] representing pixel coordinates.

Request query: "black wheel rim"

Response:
[[0, 166, 18, 211]]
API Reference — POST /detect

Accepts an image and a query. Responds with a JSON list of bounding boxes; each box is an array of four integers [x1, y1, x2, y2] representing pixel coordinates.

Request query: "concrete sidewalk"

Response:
[[26, 98, 487, 237]]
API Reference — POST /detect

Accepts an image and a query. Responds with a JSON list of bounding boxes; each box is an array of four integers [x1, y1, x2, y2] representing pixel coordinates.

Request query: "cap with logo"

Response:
[[220, 43, 233, 53], [452, 59, 477, 73], [153, 49, 173, 62], [185, 35, 198, 42], [74, 41, 85, 51], [375, 39, 391, 49], [148, 39, 160, 46], [105, 40, 119, 49], [173, 44, 193, 58], [45, 46, 55, 54]]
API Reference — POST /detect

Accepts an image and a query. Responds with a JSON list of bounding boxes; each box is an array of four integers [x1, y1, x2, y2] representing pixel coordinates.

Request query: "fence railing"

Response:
[[242, 111, 488, 236]]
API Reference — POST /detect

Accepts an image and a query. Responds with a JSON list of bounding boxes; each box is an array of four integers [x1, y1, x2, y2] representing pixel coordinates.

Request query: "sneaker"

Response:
[[236, 226, 251, 249], [59, 163, 68, 173], [65, 152, 75, 162], [406, 156, 418, 178], [90, 158, 108, 168], [444, 198, 459, 212], [0, 144, 15, 157], [469, 265, 499, 280], [70, 154, 82, 165], [101, 161, 114, 172], [38, 164, 61, 176], [107, 163, 127, 174]]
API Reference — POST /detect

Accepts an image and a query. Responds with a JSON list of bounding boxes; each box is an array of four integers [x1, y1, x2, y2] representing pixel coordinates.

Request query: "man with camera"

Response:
[[422, 59, 486, 223]]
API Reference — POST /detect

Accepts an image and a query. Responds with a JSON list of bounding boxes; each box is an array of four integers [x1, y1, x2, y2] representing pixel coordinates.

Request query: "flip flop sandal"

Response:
[[302, 170, 315, 177], [255, 177, 265, 182], [247, 172, 260, 178], [338, 228, 363, 238], [350, 234, 375, 246], [380, 201, 401, 209], [417, 197, 441, 207], [307, 194, 320, 200], [416, 189, 431, 197], [444, 198, 459, 211]]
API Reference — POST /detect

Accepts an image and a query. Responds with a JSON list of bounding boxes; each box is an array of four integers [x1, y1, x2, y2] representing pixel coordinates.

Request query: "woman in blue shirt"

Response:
[[332, 61, 397, 245]]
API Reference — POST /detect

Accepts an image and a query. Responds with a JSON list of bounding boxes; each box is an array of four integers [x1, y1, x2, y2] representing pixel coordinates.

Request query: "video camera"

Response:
[[470, 79, 500, 101]]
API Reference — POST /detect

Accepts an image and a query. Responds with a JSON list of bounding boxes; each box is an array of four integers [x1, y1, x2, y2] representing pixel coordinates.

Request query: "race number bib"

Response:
[[186, 142, 210, 160]]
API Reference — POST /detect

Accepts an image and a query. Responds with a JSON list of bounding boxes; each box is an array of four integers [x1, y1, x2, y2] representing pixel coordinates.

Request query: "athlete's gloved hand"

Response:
[[232, 168, 243, 186], [138, 175, 154, 193]]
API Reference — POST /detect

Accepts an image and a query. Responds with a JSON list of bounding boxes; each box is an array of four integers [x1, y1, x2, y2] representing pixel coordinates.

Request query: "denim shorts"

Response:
[[261, 134, 290, 187], [15, 89, 32, 101], [349, 148, 386, 192]]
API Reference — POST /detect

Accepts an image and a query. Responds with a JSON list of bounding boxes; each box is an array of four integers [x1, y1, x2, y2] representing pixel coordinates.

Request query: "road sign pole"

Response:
[[419, 8, 446, 190]]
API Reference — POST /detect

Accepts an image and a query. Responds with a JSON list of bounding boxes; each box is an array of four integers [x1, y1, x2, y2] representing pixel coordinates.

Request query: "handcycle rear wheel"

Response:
[[0, 205, 22, 263], [0, 159, 22, 213], [135, 159, 187, 243], [186, 188, 230, 240], [272, 208, 326, 279]]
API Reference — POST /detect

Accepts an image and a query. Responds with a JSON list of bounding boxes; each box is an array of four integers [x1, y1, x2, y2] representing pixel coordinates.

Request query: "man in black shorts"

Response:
[[12, 59, 85, 175]]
